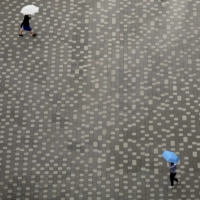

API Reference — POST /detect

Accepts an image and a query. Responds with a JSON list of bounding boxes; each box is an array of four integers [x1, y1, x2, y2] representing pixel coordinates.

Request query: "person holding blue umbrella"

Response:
[[169, 162, 180, 188], [162, 150, 180, 188]]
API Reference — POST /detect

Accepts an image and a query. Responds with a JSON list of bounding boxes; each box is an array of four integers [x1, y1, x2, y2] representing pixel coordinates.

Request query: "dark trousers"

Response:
[[170, 173, 178, 186]]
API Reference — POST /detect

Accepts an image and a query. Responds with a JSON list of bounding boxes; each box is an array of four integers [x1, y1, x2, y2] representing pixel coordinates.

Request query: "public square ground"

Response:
[[0, 0, 200, 199]]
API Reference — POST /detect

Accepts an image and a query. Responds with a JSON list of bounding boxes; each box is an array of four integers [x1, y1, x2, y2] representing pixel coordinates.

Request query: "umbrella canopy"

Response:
[[20, 5, 39, 15], [162, 150, 180, 164]]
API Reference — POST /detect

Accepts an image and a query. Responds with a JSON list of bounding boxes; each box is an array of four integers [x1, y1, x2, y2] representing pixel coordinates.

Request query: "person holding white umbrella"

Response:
[[19, 5, 39, 37], [19, 15, 36, 37]]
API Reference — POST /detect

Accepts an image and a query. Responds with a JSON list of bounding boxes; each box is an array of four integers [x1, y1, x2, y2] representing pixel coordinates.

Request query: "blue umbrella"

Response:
[[162, 150, 180, 164]]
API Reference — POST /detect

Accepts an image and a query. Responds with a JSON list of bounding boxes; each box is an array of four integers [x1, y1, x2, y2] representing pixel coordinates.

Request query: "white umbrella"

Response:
[[20, 5, 39, 15]]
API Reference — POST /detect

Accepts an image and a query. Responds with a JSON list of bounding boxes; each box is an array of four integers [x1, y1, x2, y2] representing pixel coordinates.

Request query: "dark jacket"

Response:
[[169, 164, 177, 173], [22, 15, 31, 27]]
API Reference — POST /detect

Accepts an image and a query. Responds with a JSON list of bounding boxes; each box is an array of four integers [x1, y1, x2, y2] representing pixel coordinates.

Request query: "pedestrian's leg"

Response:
[[173, 173, 178, 182], [170, 173, 174, 186], [19, 29, 23, 36], [30, 30, 34, 36], [30, 30, 37, 37]]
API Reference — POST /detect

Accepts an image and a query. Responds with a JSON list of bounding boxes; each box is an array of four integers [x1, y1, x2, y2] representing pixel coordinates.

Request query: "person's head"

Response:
[[170, 162, 174, 166]]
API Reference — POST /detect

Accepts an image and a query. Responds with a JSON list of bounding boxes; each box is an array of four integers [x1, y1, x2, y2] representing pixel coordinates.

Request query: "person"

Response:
[[19, 15, 37, 37], [169, 162, 180, 188]]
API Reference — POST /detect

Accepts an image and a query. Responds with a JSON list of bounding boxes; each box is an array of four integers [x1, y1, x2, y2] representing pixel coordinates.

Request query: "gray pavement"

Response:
[[0, 0, 200, 199]]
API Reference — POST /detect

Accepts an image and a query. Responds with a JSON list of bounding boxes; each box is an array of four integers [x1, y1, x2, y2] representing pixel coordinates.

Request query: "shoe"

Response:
[[32, 34, 37, 37], [19, 34, 23, 37], [169, 186, 174, 188]]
